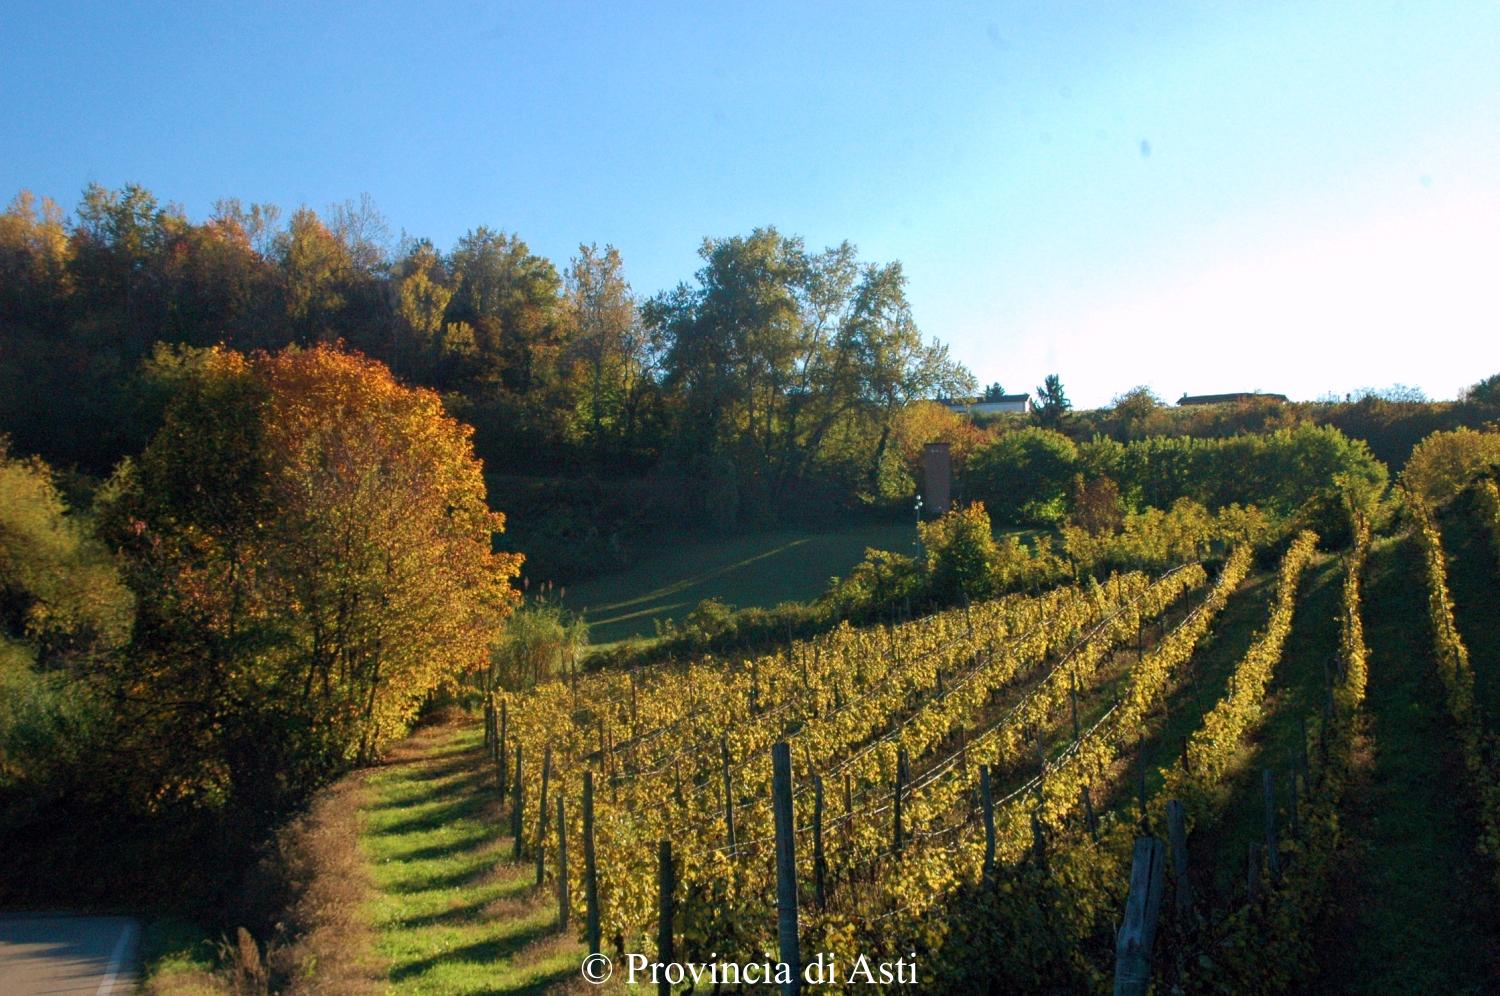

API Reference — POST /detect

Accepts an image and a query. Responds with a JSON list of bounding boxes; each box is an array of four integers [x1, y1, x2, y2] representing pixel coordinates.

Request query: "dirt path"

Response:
[[0, 915, 137, 995]]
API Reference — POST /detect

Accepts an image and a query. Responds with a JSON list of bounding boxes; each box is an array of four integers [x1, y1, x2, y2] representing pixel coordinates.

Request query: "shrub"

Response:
[[919, 502, 1001, 602], [965, 427, 1079, 525]]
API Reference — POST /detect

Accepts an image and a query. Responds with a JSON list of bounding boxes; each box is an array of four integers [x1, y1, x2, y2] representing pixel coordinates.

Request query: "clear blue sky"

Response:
[[4, 0, 1498, 406]]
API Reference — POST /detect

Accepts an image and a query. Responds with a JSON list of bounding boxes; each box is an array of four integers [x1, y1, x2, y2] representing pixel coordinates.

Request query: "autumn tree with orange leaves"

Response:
[[100, 344, 520, 825]]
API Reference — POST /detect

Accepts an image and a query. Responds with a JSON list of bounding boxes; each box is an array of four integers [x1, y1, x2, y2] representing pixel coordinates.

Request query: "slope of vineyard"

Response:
[[366, 511, 1500, 993], [491, 567, 1211, 962]]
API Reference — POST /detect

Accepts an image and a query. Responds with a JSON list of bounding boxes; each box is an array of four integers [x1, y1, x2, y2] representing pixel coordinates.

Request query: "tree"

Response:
[[393, 241, 453, 377], [966, 427, 1080, 525], [447, 226, 567, 395], [919, 501, 1001, 601], [647, 228, 973, 516], [1, 442, 133, 798], [1070, 474, 1125, 536], [101, 345, 521, 822], [327, 193, 391, 275], [1401, 427, 1500, 506], [0, 191, 72, 324], [981, 383, 1006, 403], [277, 207, 354, 342], [565, 243, 639, 449], [845, 260, 975, 492], [1109, 385, 1163, 440], [1033, 373, 1071, 428], [1462, 373, 1500, 408]]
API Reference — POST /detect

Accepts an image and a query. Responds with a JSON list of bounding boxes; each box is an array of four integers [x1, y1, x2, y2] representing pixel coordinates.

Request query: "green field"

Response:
[[562, 521, 920, 646]]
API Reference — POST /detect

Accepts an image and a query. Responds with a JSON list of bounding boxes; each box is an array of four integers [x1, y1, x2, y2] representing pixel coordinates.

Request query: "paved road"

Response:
[[0, 916, 138, 995]]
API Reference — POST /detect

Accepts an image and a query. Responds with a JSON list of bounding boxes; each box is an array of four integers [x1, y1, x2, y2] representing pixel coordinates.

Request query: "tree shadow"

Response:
[[389, 920, 554, 983]]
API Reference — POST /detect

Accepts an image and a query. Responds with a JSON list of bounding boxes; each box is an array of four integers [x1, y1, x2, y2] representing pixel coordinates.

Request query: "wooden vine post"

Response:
[[556, 795, 570, 930], [583, 772, 600, 956], [511, 743, 524, 860], [656, 838, 674, 996], [893, 746, 909, 854], [771, 741, 801, 995], [536, 744, 553, 885], [1263, 769, 1280, 877], [721, 734, 737, 854], [1113, 837, 1166, 996], [1070, 674, 1081, 741], [1165, 799, 1191, 920], [980, 764, 997, 883], [813, 774, 827, 910], [844, 773, 855, 847], [497, 699, 508, 790], [1082, 784, 1099, 842]]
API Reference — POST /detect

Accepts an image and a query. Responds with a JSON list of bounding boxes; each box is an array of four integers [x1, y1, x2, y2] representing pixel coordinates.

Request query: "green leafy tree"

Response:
[[648, 228, 973, 516], [276, 207, 353, 342], [1463, 373, 1500, 408], [918, 501, 1001, 601], [0, 444, 132, 793], [565, 243, 642, 450], [1033, 373, 1071, 428], [966, 427, 1080, 525], [1109, 385, 1162, 439]]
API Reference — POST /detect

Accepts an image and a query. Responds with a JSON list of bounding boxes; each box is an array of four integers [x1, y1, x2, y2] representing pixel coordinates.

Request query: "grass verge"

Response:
[[360, 713, 592, 994]]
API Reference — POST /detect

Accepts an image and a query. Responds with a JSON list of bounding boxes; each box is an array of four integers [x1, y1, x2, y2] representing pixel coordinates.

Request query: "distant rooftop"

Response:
[[941, 394, 1031, 414], [1177, 391, 1289, 406]]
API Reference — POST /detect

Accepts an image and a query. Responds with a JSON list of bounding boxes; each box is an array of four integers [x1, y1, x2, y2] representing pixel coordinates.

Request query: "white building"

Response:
[[944, 394, 1031, 416]]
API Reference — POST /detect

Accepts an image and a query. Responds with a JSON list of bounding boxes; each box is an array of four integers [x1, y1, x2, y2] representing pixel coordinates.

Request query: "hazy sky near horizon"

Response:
[[4, 1, 1498, 407]]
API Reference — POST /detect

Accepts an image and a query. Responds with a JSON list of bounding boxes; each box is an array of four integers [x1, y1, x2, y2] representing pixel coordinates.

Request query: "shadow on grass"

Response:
[[388, 751, 496, 784], [383, 832, 501, 865], [368, 791, 492, 837], [389, 920, 556, 983], [369, 771, 496, 818], [504, 967, 585, 996]]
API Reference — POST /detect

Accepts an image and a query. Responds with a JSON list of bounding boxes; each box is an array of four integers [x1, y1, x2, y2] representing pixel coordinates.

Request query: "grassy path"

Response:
[[1188, 553, 1340, 903], [1315, 535, 1500, 993], [360, 716, 588, 994], [1440, 509, 1500, 721], [1131, 564, 1279, 812]]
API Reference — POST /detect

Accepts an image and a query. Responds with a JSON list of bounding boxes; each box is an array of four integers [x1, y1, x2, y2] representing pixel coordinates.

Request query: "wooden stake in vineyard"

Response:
[[1263, 769, 1280, 877], [510, 743, 524, 860], [536, 744, 552, 885], [721, 734, 737, 854], [771, 741, 801, 996], [844, 773, 854, 845], [497, 700, 508, 790], [583, 772, 601, 957], [813, 774, 827, 910], [893, 746, 909, 854], [980, 764, 997, 883], [1165, 800, 1191, 920], [656, 838, 674, 996], [556, 795, 569, 930], [1113, 837, 1166, 996], [1082, 784, 1099, 843]]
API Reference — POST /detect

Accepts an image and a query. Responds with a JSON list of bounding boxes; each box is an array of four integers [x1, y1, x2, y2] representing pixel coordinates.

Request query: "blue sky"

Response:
[[4, 1, 1498, 406]]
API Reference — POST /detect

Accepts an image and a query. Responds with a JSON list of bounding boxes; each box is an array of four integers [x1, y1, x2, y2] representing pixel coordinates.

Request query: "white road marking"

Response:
[[95, 920, 136, 996]]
